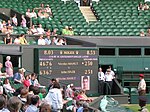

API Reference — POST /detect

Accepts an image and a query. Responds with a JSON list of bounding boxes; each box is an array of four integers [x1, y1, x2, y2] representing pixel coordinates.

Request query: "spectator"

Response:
[[26, 9, 31, 18], [66, 84, 74, 99], [39, 103, 51, 112], [29, 73, 40, 86], [3, 78, 15, 93], [45, 82, 63, 112], [138, 74, 146, 96], [56, 38, 66, 45], [5, 56, 13, 77], [43, 10, 49, 18], [38, 9, 45, 19], [45, 5, 52, 16], [40, 3, 45, 12], [108, 66, 115, 78], [19, 34, 28, 45], [38, 35, 46, 45], [140, 31, 145, 37], [0, 94, 9, 112], [12, 14, 18, 26], [62, 26, 70, 35], [38, 88, 47, 100], [30, 9, 37, 18], [6, 20, 13, 30], [21, 15, 27, 27], [146, 29, 150, 36], [46, 29, 51, 36], [0, 62, 7, 77], [18, 88, 29, 104], [13, 68, 25, 84], [37, 24, 45, 34], [31, 25, 38, 35], [51, 29, 58, 36], [138, 3, 144, 10], [51, 36, 58, 45], [68, 26, 74, 35], [14, 35, 20, 44], [2, 25, 8, 34], [45, 35, 51, 45], [0, 83, 3, 95], [143, 3, 149, 10], [7, 96, 22, 112], [4, 33, 13, 44], [23, 74, 31, 88], [25, 95, 40, 112], [27, 28, 33, 35], [48, 78, 57, 91]]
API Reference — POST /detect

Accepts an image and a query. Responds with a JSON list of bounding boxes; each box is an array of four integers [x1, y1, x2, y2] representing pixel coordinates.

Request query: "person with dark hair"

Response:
[[29, 73, 40, 87], [48, 78, 57, 91], [82, 76, 90, 90], [32, 86, 40, 95], [0, 94, 9, 112], [45, 82, 63, 112], [3, 78, 15, 93], [7, 96, 22, 112], [19, 34, 28, 45], [25, 95, 40, 112]]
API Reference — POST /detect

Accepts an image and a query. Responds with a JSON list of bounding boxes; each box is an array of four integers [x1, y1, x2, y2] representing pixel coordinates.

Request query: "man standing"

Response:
[[138, 74, 147, 111], [98, 68, 105, 95]]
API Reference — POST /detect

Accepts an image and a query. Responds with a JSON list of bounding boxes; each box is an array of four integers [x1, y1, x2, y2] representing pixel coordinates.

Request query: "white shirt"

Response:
[[37, 28, 45, 34], [105, 73, 113, 81], [30, 12, 37, 18], [98, 71, 105, 81], [38, 39, 45, 45], [12, 17, 18, 25], [138, 79, 146, 91]]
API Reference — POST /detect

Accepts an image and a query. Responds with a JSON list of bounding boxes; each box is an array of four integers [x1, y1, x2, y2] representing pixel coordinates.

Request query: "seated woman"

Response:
[[38, 9, 45, 18], [3, 78, 15, 93], [4, 33, 12, 44], [77, 89, 92, 102]]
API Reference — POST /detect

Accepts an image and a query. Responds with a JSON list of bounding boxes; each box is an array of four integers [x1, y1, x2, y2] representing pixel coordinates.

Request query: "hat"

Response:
[[21, 68, 26, 72], [46, 4, 49, 7], [139, 74, 144, 77]]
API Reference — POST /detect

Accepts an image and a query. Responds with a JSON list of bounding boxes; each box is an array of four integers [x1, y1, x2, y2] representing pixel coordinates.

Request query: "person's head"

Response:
[[13, 14, 16, 17], [106, 69, 111, 74], [3, 78, 9, 84], [6, 33, 10, 37], [40, 103, 51, 112], [7, 96, 22, 112], [26, 94, 33, 105], [53, 29, 57, 33], [31, 73, 36, 80], [25, 74, 30, 80], [21, 15, 25, 18], [53, 82, 60, 89], [39, 24, 42, 28], [27, 8, 30, 12], [39, 35, 44, 39], [31, 95, 40, 106], [99, 67, 102, 72], [7, 20, 11, 24], [6, 56, 11, 61], [65, 26, 69, 30], [33, 86, 40, 95], [46, 4, 49, 7], [47, 35, 50, 39], [41, 3, 44, 7], [20, 33, 25, 38], [47, 29, 50, 32], [139, 74, 144, 80], [29, 85, 34, 92], [41, 88, 46, 95], [0, 94, 7, 110], [20, 88, 29, 98], [82, 76, 89, 90]]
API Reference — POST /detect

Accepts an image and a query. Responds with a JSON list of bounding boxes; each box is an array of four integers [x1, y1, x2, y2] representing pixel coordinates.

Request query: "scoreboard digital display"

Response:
[[34, 48, 98, 94]]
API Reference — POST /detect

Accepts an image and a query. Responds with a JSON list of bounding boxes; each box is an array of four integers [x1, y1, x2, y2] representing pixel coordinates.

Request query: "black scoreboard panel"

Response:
[[34, 48, 98, 94]]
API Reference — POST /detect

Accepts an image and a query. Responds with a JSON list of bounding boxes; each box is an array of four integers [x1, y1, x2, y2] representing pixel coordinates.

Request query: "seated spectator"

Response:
[[37, 24, 45, 34], [12, 14, 18, 26], [3, 78, 15, 93], [7, 96, 22, 112], [25, 95, 40, 112], [14, 35, 21, 44], [56, 38, 67, 45], [143, 3, 149, 10], [51, 36, 58, 45], [13, 68, 25, 84], [46, 29, 51, 36], [38, 35, 46, 45], [146, 29, 150, 36], [51, 29, 58, 36], [45, 5, 52, 16], [140, 31, 145, 37], [31, 25, 38, 35], [68, 26, 74, 35], [0, 62, 7, 77], [38, 9, 45, 19], [29, 73, 40, 87], [0, 94, 10, 112], [18, 88, 29, 104], [1, 25, 8, 34], [138, 3, 144, 10], [30, 9, 37, 18], [43, 10, 49, 18], [27, 28, 33, 35], [62, 26, 70, 35], [23, 74, 31, 88], [45, 35, 51, 45], [4, 33, 13, 44], [19, 34, 28, 45], [21, 15, 27, 27], [65, 84, 74, 99], [6, 20, 13, 30], [26, 9, 31, 18]]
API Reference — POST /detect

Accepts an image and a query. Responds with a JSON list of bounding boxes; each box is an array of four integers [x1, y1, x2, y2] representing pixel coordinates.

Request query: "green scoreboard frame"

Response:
[[34, 47, 98, 94]]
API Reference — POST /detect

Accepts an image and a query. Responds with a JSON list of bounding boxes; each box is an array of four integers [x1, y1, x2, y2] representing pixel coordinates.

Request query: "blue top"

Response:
[[45, 38, 51, 45]]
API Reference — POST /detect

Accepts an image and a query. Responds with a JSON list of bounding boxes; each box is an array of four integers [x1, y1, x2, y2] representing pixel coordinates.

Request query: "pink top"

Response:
[[5, 60, 13, 77], [21, 18, 27, 27]]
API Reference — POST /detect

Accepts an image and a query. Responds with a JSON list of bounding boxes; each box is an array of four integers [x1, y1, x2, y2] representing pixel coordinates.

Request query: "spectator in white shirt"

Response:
[[12, 14, 18, 26], [30, 9, 37, 18], [37, 24, 45, 35], [26, 8, 31, 18], [38, 35, 45, 45], [138, 74, 146, 96], [45, 5, 52, 16], [98, 67, 105, 95]]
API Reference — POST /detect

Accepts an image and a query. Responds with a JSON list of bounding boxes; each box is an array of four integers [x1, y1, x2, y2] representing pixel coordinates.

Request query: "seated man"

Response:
[[13, 68, 25, 84]]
